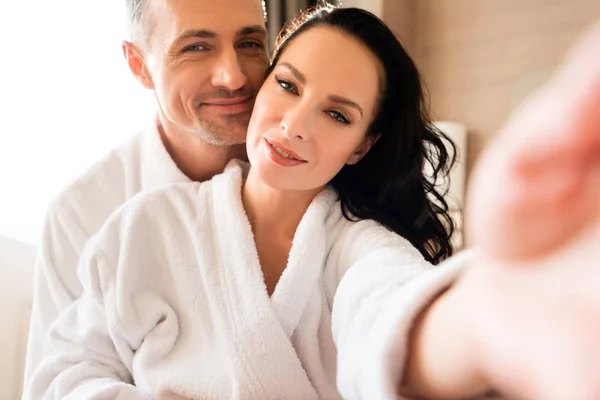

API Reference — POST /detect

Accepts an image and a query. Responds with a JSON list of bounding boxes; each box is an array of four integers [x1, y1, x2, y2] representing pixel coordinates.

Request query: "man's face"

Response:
[[140, 0, 269, 145]]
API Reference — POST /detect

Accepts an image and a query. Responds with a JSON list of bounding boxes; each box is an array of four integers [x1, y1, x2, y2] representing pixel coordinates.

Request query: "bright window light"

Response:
[[0, 2, 156, 244]]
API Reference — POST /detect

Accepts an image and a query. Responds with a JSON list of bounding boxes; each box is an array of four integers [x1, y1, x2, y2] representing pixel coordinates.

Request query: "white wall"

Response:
[[411, 0, 600, 169], [341, 0, 382, 15]]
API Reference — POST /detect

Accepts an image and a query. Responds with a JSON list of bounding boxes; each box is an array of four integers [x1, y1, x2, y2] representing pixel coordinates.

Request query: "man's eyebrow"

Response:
[[236, 25, 268, 38], [173, 25, 267, 45], [174, 29, 217, 44]]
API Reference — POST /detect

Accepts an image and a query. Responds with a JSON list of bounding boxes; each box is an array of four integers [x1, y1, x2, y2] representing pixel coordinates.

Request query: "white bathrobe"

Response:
[[27, 161, 468, 400], [24, 118, 192, 389]]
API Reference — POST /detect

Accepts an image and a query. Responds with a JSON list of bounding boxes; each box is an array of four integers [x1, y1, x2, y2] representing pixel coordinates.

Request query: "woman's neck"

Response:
[[242, 168, 321, 240]]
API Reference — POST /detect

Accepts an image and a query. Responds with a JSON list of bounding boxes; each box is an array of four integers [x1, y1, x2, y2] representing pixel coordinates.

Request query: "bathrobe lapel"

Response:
[[206, 163, 337, 399]]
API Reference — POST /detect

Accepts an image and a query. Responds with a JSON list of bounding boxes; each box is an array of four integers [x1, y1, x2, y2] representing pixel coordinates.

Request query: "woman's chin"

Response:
[[249, 157, 330, 193]]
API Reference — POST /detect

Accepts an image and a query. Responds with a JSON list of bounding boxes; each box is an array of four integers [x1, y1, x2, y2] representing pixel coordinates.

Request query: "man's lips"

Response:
[[203, 96, 252, 106], [200, 96, 253, 114]]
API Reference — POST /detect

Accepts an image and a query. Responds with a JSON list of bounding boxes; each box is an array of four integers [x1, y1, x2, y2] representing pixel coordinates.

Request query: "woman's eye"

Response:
[[328, 111, 351, 125], [276, 78, 298, 94]]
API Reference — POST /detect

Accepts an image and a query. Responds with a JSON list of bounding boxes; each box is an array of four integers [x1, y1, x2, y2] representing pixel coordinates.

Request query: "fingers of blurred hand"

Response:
[[466, 19, 600, 259], [468, 157, 600, 260]]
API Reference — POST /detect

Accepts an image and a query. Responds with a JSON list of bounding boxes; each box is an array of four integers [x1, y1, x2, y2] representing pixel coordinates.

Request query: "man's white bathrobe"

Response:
[[29, 161, 467, 400]]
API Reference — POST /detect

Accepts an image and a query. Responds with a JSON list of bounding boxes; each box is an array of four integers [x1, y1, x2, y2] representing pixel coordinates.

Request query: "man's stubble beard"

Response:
[[192, 111, 251, 146]]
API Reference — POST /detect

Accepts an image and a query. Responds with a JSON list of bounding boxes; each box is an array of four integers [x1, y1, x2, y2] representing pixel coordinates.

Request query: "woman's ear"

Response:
[[346, 133, 381, 165]]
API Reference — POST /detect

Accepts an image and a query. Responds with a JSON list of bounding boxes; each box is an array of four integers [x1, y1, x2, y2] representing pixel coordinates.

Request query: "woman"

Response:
[[28, 6, 458, 399]]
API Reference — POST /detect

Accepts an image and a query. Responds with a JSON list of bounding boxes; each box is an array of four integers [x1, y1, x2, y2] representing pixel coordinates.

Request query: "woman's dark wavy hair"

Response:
[[269, 5, 456, 264]]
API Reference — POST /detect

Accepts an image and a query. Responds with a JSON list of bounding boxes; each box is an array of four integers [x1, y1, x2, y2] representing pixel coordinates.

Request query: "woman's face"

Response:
[[246, 26, 381, 191]]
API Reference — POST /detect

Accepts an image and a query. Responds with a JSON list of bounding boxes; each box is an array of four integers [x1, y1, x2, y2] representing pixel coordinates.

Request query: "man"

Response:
[[23, 0, 270, 392]]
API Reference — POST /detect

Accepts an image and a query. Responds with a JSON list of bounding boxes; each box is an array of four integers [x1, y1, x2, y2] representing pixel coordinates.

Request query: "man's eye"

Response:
[[239, 41, 263, 49], [181, 44, 207, 53]]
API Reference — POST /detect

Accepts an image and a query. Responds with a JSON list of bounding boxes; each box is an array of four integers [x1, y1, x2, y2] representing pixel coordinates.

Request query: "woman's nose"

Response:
[[280, 103, 312, 140]]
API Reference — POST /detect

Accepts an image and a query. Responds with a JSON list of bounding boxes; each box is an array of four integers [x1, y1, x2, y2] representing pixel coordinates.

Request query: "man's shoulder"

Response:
[[116, 180, 204, 219], [118, 160, 242, 220], [107, 159, 244, 230], [46, 131, 148, 236], [90, 180, 205, 259]]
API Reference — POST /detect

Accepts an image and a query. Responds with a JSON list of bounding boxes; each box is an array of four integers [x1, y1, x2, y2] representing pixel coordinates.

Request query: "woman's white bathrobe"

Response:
[[29, 161, 467, 400]]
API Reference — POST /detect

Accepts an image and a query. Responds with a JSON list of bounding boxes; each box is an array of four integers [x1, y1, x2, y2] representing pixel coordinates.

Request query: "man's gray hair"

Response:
[[124, 0, 153, 47], [124, 0, 268, 48]]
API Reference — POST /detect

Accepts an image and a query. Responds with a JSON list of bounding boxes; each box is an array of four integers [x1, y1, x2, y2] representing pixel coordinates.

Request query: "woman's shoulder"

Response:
[[325, 198, 424, 262]]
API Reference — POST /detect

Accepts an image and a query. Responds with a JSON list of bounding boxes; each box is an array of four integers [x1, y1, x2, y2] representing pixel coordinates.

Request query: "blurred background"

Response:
[[0, 0, 599, 397]]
